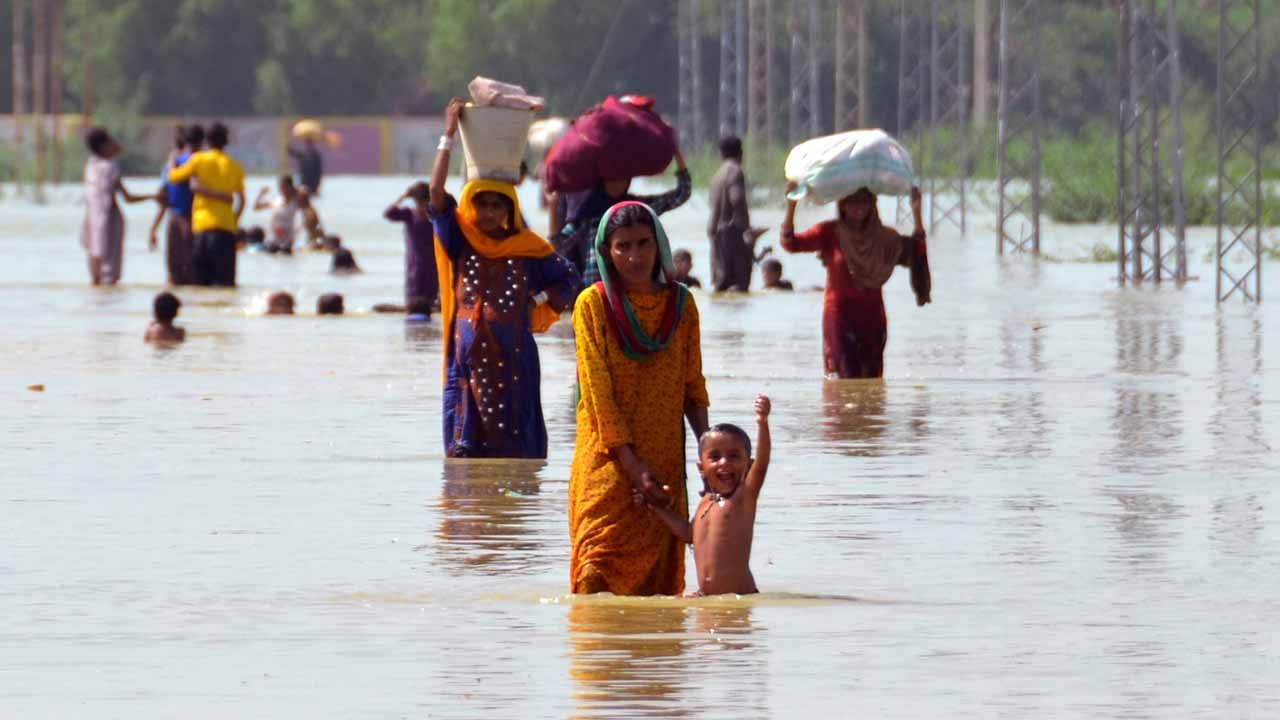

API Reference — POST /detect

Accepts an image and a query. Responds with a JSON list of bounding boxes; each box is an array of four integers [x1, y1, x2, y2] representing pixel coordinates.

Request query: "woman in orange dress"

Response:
[[570, 201, 710, 596]]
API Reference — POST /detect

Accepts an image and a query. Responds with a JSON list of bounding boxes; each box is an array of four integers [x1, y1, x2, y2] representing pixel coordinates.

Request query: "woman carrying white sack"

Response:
[[779, 130, 932, 379]]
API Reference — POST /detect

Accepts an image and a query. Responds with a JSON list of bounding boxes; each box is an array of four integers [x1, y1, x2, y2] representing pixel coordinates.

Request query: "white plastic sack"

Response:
[[785, 129, 915, 204], [527, 117, 569, 156], [468, 76, 546, 111]]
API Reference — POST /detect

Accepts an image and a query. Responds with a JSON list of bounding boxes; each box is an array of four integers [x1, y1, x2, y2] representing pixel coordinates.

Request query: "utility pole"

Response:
[[51, 0, 64, 182], [996, 0, 1042, 255], [974, 0, 992, 126], [33, 0, 47, 201], [834, 0, 869, 131], [719, 0, 744, 138], [929, 0, 969, 235], [1215, 0, 1263, 302], [747, 0, 773, 141], [12, 0, 29, 190], [1116, 0, 1186, 285], [82, 0, 95, 124]]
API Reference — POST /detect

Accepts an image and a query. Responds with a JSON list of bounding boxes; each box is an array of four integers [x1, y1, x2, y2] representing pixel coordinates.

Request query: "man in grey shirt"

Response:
[[707, 136, 767, 292]]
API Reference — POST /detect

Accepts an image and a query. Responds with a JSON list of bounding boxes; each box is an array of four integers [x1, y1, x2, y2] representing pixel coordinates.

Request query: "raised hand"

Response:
[[444, 98, 465, 137], [755, 394, 771, 422]]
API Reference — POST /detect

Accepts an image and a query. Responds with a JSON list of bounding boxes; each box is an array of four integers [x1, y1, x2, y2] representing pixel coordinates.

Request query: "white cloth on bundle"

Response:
[[468, 76, 546, 111]]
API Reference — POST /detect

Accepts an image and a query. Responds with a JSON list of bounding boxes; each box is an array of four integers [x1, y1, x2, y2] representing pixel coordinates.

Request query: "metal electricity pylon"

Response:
[[678, 0, 695, 144], [788, 0, 820, 144], [1215, 0, 1263, 303], [1116, 0, 1187, 285], [897, 2, 930, 226], [747, 0, 775, 141], [996, 0, 1042, 254], [719, 0, 747, 138], [929, 0, 969, 236], [834, 0, 869, 131]]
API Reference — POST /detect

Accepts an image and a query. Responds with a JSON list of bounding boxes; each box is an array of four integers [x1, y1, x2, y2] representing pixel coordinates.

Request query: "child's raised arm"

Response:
[[745, 395, 771, 497]]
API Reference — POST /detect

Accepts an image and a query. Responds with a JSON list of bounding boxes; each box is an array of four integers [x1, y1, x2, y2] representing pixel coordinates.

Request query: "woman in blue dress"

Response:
[[428, 99, 580, 458]]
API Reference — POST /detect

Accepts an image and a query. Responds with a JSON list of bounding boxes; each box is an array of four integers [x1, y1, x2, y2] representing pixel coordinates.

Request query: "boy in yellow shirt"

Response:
[[168, 122, 246, 286]]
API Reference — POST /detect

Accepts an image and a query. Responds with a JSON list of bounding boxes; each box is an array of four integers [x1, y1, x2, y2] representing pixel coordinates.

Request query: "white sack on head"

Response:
[[785, 129, 915, 204]]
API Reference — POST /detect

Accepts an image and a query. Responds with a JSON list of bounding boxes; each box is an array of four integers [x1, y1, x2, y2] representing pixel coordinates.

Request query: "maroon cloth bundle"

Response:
[[543, 96, 678, 193]]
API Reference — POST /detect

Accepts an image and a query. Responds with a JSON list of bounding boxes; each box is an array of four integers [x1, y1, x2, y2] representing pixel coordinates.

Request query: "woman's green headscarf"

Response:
[[592, 201, 689, 361]]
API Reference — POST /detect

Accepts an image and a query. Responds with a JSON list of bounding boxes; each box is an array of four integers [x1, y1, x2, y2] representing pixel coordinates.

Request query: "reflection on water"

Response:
[[431, 459, 546, 574], [1098, 483, 1185, 576], [1212, 312, 1268, 458], [821, 380, 888, 456], [996, 318, 1051, 458], [568, 599, 766, 719], [569, 601, 692, 718], [1108, 300, 1185, 475]]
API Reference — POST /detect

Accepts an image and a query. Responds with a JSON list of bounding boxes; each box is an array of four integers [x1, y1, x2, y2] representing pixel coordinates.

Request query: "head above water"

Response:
[[837, 187, 879, 228], [85, 127, 119, 159], [267, 291, 295, 315], [471, 190, 516, 237], [719, 135, 743, 161], [153, 292, 181, 324], [331, 248, 359, 273], [317, 293, 344, 315], [698, 422, 753, 496], [603, 203, 662, 289]]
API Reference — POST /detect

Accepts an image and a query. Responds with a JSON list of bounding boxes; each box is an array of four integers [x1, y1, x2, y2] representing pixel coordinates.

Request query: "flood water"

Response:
[[2, 176, 1277, 718]]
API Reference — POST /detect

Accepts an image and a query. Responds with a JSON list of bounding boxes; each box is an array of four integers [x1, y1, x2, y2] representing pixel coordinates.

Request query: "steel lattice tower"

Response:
[[678, 0, 695, 144], [788, 0, 820, 144], [897, 3, 930, 226], [834, 0, 869, 132], [1215, 0, 1263, 303], [1116, 0, 1187, 285], [747, 0, 775, 141], [996, 0, 1042, 254], [719, 0, 746, 138], [929, 0, 969, 235], [679, 0, 707, 148]]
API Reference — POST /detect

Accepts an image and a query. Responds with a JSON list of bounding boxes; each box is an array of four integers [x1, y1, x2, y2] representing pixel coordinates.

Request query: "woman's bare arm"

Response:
[[429, 99, 464, 212], [685, 400, 709, 441]]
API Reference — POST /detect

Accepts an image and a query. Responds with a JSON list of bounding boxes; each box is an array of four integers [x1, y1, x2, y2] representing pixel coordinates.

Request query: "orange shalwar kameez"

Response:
[[569, 286, 709, 596]]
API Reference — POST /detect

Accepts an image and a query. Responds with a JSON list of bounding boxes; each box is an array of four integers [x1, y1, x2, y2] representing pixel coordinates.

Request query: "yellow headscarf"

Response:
[[435, 179, 563, 381]]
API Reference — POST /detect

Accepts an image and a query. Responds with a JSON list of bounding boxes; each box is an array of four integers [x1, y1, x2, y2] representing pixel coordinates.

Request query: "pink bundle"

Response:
[[542, 96, 678, 193], [467, 76, 545, 111]]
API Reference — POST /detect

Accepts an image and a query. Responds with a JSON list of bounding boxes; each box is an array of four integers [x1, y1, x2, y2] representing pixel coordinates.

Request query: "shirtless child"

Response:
[[643, 395, 772, 596], [144, 291, 186, 344]]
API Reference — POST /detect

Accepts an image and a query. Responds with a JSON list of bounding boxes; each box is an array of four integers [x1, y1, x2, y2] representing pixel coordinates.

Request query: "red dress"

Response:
[[782, 220, 929, 378]]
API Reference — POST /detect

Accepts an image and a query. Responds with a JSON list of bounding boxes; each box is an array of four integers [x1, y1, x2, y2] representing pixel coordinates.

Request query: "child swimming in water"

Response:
[[144, 292, 186, 344], [642, 394, 772, 596], [761, 258, 794, 291], [266, 291, 296, 315]]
